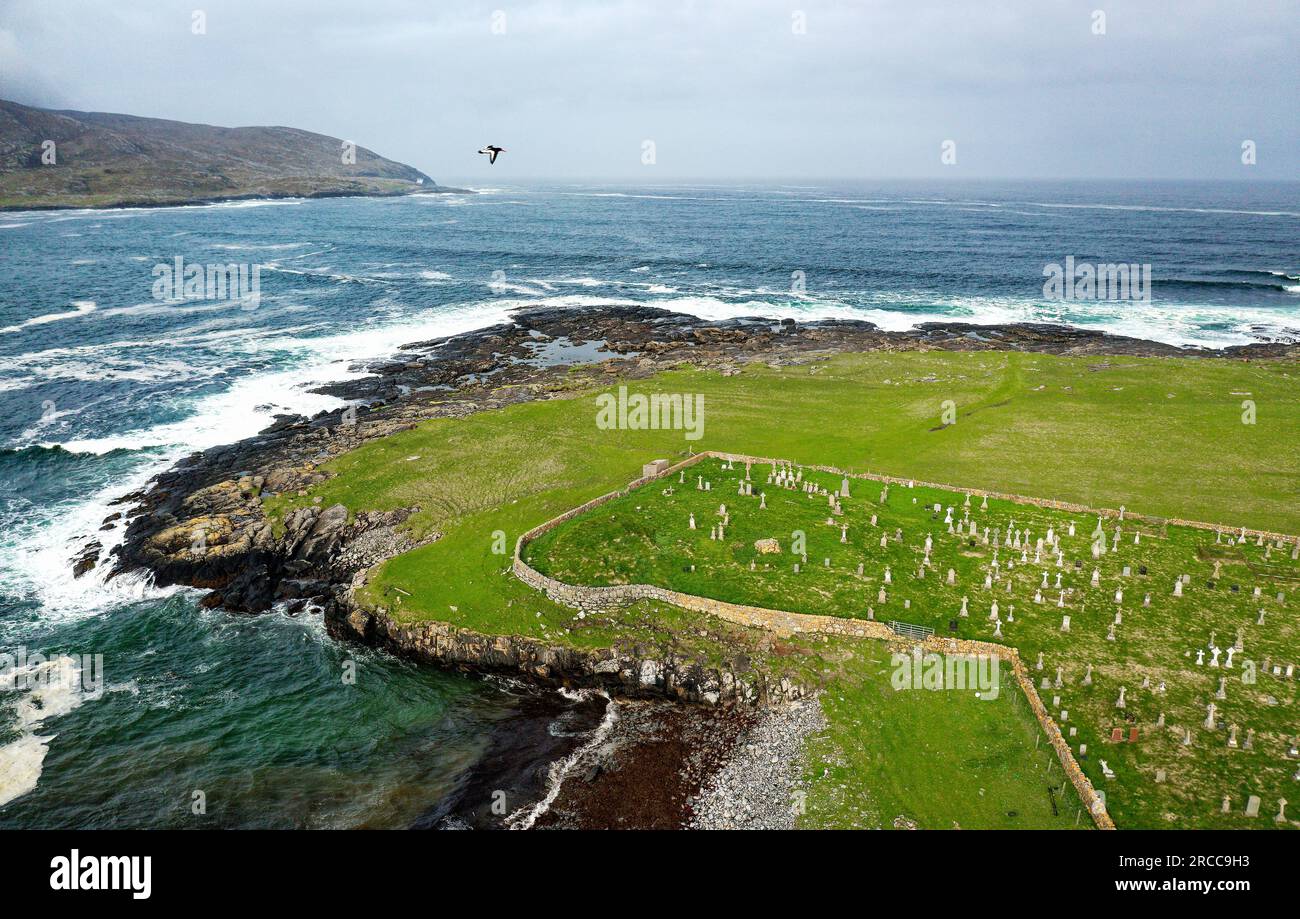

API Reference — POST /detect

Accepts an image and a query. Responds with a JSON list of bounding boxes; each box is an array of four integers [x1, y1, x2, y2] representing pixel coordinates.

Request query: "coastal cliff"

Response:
[[328, 600, 800, 706]]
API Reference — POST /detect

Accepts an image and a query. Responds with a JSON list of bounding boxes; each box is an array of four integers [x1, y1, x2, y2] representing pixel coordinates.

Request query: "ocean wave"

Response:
[[38, 300, 518, 458], [0, 299, 273, 346], [522, 275, 680, 296], [1160, 277, 1298, 293], [558, 192, 712, 201], [11, 352, 216, 387], [506, 690, 616, 830], [262, 264, 396, 286], [0, 456, 179, 622], [487, 279, 553, 296], [476, 287, 1297, 349], [0, 301, 96, 336], [1021, 201, 1300, 218], [3, 198, 306, 223], [794, 196, 1300, 219], [210, 242, 310, 251]]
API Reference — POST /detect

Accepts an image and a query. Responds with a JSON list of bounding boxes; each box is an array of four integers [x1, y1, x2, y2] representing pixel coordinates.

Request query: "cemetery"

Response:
[[523, 453, 1300, 829]]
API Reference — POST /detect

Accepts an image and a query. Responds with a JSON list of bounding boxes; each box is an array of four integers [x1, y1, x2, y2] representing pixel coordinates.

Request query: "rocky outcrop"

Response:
[[111, 458, 421, 611], [326, 601, 804, 707]]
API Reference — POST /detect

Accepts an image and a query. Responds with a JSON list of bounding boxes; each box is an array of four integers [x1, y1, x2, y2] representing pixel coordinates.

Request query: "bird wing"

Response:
[[488, 150, 499, 164]]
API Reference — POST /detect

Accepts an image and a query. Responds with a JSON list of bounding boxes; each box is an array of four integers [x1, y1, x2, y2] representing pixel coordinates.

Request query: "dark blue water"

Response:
[[0, 180, 1297, 825]]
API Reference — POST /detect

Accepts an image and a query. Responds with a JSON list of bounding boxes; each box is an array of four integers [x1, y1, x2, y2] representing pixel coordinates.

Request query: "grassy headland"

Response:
[[265, 349, 1300, 828]]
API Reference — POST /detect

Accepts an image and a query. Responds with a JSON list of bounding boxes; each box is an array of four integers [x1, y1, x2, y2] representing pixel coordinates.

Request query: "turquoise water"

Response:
[[0, 181, 1297, 826], [0, 593, 519, 828]]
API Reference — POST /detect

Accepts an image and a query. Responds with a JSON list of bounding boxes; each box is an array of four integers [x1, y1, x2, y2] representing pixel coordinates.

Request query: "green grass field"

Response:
[[264, 349, 1300, 829], [802, 640, 1086, 829]]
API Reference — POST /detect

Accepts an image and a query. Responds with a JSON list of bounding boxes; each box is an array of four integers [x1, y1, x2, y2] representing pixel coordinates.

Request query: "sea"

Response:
[[0, 179, 1297, 827]]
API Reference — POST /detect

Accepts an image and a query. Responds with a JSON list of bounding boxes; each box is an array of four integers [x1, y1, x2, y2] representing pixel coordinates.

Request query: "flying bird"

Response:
[[478, 145, 505, 165]]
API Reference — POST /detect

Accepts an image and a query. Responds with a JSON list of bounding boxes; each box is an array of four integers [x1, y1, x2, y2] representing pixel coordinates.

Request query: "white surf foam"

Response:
[[0, 655, 96, 808], [211, 242, 309, 251], [45, 301, 515, 457], [478, 287, 1297, 349], [0, 300, 97, 336], [4, 301, 515, 625], [0, 458, 184, 623], [506, 690, 617, 831]]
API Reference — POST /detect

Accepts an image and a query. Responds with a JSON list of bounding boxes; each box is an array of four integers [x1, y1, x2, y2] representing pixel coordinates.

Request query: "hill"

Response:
[[0, 98, 457, 209]]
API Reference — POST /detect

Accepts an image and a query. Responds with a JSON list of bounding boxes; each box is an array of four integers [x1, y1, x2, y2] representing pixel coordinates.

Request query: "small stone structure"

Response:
[[642, 458, 671, 478]]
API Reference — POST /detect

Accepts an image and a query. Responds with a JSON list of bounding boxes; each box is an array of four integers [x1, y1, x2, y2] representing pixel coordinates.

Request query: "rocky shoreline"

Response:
[[328, 601, 807, 707], [83, 304, 1300, 828], [689, 698, 826, 830]]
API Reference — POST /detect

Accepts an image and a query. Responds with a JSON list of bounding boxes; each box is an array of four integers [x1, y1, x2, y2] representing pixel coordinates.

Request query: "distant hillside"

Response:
[[0, 99, 459, 210]]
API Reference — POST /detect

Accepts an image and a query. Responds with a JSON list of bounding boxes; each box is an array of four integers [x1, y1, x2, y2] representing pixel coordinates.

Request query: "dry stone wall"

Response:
[[704, 451, 1297, 544]]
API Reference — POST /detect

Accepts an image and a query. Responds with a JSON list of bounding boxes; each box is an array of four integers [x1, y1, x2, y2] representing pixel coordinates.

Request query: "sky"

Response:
[[1, 0, 1296, 183]]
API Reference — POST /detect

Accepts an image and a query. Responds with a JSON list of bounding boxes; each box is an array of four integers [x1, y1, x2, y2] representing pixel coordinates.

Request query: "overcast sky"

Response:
[[2, 0, 1296, 182]]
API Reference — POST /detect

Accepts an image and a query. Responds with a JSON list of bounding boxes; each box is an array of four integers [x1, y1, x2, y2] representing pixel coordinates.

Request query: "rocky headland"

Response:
[[0, 98, 468, 210]]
